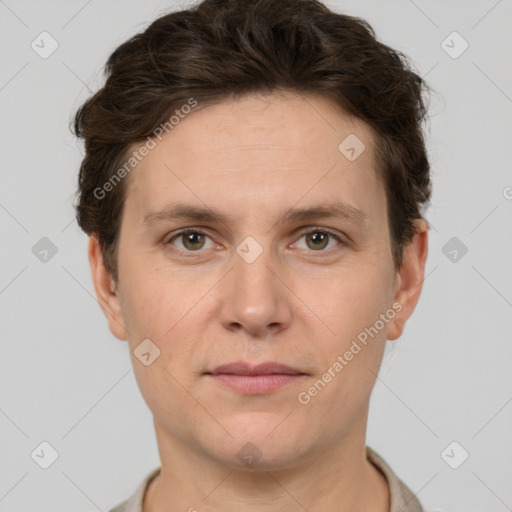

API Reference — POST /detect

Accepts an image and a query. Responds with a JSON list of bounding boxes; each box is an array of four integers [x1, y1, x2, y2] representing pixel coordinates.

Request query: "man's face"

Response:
[[96, 91, 421, 469]]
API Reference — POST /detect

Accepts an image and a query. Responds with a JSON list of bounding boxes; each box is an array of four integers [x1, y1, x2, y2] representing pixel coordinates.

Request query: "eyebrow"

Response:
[[142, 201, 367, 228]]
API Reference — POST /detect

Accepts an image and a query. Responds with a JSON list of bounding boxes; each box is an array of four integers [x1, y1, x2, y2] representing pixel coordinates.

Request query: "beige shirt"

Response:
[[109, 446, 423, 512]]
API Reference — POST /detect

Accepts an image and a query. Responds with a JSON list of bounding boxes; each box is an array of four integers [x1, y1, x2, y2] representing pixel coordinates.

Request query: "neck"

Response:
[[144, 422, 389, 512]]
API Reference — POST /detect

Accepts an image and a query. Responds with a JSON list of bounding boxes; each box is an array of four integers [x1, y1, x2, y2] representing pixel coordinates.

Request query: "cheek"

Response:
[[119, 263, 219, 389], [297, 273, 391, 431], [314, 263, 394, 342], [121, 269, 202, 422], [302, 258, 393, 396], [118, 255, 196, 340]]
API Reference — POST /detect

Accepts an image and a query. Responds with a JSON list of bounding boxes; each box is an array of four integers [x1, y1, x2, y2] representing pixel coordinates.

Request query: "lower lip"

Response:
[[207, 374, 305, 394]]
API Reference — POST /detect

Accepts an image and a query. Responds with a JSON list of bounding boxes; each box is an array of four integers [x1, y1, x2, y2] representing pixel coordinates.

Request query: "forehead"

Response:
[[123, 91, 384, 223]]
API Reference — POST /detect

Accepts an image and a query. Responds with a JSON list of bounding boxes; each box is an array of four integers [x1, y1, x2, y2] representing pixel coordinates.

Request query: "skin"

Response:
[[89, 91, 428, 512]]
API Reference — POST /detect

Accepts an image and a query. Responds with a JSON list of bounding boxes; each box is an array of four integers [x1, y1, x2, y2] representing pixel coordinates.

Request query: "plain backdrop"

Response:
[[1, 1, 511, 511]]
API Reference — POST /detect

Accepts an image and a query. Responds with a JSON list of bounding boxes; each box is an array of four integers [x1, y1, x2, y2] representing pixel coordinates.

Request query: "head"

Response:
[[75, 0, 431, 470]]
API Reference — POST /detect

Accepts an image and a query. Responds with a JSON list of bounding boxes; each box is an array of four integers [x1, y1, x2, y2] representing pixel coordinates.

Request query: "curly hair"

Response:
[[73, 0, 432, 282]]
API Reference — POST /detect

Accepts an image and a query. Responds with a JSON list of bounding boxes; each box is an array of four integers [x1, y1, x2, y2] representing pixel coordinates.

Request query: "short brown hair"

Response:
[[73, 0, 433, 282]]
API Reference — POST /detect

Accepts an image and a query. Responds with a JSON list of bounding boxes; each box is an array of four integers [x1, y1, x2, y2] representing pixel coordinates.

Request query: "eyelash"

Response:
[[163, 227, 346, 256]]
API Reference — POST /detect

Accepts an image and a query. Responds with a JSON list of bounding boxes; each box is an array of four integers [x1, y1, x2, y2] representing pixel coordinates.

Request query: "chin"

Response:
[[206, 416, 311, 470]]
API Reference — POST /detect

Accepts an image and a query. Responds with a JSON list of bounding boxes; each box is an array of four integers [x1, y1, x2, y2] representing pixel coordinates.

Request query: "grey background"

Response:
[[1, 0, 511, 510]]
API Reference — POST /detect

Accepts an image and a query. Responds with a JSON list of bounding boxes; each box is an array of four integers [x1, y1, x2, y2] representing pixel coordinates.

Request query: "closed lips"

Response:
[[206, 362, 306, 376]]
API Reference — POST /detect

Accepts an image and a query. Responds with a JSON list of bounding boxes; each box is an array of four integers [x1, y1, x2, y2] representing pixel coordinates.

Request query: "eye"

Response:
[[165, 230, 215, 252], [293, 228, 344, 252], [163, 227, 345, 255]]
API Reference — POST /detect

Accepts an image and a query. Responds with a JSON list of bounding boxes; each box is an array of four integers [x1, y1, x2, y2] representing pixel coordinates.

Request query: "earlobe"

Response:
[[387, 219, 429, 341], [88, 235, 127, 341]]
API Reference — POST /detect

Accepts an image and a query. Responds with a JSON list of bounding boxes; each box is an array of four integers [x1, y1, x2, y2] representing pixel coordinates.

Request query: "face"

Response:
[[90, 91, 427, 470]]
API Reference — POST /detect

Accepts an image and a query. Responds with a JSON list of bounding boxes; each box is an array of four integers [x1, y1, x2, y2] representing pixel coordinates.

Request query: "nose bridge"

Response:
[[234, 241, 276, 300], [219, 235, 292, 335]]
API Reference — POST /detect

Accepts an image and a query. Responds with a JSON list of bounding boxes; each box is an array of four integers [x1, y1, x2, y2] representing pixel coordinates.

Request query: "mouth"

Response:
[[204, 362, 307, 394]]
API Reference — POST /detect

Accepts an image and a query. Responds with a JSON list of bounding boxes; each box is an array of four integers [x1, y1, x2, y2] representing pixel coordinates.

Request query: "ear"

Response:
[[387, 219, 429, 341], [88, 235, 127, 341]]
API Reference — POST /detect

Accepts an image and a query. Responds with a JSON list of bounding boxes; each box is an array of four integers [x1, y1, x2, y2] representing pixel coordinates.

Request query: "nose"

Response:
[[218, 244, 292, 338]]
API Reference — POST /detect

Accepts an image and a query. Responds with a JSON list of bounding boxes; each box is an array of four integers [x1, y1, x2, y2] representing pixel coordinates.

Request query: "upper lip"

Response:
[[206, 362, 305, 376]]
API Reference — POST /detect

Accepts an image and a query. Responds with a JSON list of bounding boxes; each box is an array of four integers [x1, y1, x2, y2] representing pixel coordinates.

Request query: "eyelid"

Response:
[[163, 228, 218, 251], [163, 226, 347, 254], [294, 225, 343, 239], [291, 226, 346, 251]]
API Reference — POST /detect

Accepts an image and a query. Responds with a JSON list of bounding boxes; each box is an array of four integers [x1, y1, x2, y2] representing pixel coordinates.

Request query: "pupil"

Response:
[[185, 232, 204, 250], [309, 232, 327, 250]]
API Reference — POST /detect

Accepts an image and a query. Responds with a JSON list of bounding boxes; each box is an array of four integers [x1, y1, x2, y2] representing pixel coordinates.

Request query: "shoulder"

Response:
[[107, 467, 161, 512], [108, 501, 129, 512], [366, 446, 424, 512]]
